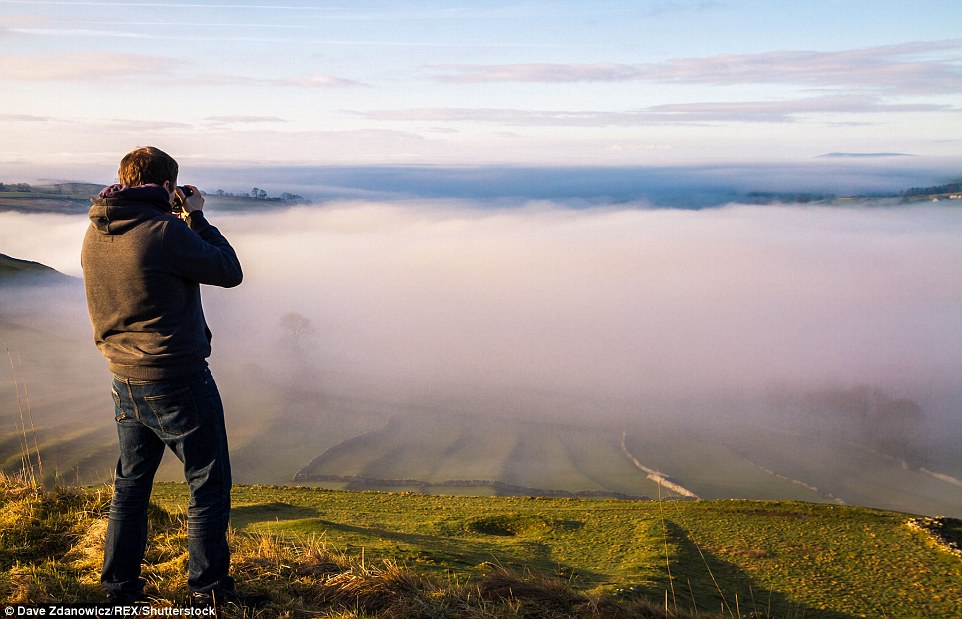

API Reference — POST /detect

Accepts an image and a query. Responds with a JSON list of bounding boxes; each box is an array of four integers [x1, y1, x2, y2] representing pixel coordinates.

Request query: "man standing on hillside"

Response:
[[81, 146, 244, 608]]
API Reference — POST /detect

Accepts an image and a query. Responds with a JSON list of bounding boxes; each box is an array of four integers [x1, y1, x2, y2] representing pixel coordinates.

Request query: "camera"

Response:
[[171, 185, 193, 212]]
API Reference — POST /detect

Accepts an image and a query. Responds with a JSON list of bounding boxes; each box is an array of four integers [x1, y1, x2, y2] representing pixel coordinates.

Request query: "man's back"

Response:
[[82, 183, 242, 380]]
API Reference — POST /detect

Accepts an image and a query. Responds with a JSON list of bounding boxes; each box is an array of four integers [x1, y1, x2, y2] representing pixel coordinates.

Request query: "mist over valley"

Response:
[[2, 166, 961, 517]]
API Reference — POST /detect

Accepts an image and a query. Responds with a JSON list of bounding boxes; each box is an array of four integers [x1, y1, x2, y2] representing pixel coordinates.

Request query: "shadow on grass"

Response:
[[239, 515, 608, 584], [937, 517, 962, 548], [635, 521, 862, 619], [230, 501, 319, 528]]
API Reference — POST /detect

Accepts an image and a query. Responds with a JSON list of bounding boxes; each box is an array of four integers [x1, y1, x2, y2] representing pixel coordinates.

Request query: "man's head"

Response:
[[118, 146, 178, 188]]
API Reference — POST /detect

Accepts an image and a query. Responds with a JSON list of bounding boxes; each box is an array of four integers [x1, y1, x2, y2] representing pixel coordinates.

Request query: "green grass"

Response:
[[155, 482, 962, 618], [2, 471, 962, 617], [0, 474, 714, 617]]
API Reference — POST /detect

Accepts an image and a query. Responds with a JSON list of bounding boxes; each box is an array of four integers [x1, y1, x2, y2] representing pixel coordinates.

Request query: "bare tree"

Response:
[[280, 312, 315, 352]]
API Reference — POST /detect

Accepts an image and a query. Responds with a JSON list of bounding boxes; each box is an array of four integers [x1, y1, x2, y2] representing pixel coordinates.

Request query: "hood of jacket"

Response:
[[88, 183, 172, 234]]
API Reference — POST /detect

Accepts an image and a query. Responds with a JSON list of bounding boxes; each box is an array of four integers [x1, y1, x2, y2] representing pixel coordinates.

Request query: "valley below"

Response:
[[3, 286, 961, 519]]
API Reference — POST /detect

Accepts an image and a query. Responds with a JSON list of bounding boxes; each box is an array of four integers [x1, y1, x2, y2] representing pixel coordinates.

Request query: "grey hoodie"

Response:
[[81, 184, 242, 380]]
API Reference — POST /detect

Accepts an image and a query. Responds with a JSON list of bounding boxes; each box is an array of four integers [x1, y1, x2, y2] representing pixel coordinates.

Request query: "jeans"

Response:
[[102, 368, 233, 596]]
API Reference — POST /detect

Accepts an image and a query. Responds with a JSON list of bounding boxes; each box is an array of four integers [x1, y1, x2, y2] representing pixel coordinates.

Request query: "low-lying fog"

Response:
[[2, 198, 961, 462]]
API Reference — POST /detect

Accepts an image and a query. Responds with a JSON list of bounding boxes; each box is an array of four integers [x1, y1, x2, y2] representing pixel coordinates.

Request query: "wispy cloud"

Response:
[[0, 1, 587, 21], [0, 52, 360, 88], [0, 52, 172, 80], [645, 95, 951, 123], [6, 26, 301, 44], [273, 75, 363, 88], [0, 13, 60, 27], [7, 27, 168, 39], [0, 1, 326, 9], [0, 113, 52, 122], [95, 118, 194, 132], [205, 116, 287, 125], [354, 94, 953, 127], [644, 1, 724, 16], [431, 40, 962, 94], [0, 112, 189, 131], [189, 73, 362, 88]]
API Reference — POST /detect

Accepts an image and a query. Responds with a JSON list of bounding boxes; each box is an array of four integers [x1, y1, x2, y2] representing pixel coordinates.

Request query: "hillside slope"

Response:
[[2, 476, 960, 618], [0, 253, 74, 285]]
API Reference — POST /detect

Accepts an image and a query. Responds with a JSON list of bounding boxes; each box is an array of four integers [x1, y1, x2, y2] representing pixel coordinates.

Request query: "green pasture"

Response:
[[150, 482, 962, 618]]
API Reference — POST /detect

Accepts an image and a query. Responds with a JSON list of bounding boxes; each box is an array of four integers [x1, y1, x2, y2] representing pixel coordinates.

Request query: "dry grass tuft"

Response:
[[309, 559, 434, 616], [476, 565, 584, 617]]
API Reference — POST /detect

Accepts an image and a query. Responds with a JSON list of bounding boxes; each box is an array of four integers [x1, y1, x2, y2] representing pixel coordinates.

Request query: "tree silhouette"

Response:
[[280, 312, 314, 353]]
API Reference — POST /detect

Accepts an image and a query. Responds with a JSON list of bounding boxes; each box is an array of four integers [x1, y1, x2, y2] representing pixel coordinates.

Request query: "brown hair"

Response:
[[117, 146, 178, 187]]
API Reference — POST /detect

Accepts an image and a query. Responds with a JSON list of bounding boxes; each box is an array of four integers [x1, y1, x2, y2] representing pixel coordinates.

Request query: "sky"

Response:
[[2, 0, 961, 180]]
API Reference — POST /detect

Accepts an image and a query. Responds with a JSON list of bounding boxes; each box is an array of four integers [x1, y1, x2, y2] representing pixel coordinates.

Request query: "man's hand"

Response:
[[179, 185, 204, 214]]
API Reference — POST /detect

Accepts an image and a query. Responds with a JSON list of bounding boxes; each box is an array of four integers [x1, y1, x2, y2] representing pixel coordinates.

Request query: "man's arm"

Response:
[[164, 186, 243, 287]]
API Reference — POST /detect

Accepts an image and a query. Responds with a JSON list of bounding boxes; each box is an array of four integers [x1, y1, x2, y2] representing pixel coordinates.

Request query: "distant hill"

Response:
[[3, 172, 961, 208], [901, 180, 962, 198], [0, 181, 309, 214], [0, 182, 100, 214], [0, 253, 74, 285]]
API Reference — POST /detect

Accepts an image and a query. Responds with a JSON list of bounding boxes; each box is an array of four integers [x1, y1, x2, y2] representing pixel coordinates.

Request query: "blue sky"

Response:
[[1, 0, 961, 178]]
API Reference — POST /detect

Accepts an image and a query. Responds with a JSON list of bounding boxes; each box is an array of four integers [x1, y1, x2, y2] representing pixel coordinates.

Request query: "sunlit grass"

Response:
[[161, 482, 962, 617], [2, 474, 724, 617], [2, 453, 961, 617]]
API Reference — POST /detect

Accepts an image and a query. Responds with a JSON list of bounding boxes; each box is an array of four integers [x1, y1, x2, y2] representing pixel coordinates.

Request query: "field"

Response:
[[0, 182, 307, 218], [0, 183, 100, 213], [2, 474, 960, 618], [192, 484, 959, 618]]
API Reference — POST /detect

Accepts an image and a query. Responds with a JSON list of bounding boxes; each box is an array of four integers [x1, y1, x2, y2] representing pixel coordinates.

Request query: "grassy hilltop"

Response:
[[2, 473, 961, 618]]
